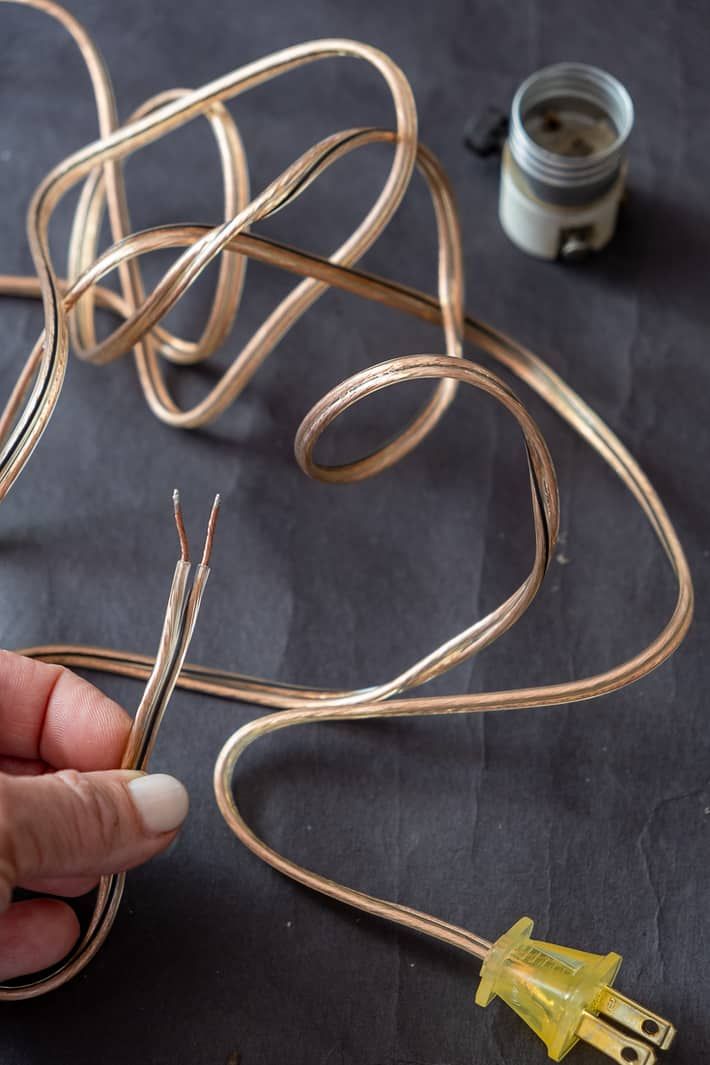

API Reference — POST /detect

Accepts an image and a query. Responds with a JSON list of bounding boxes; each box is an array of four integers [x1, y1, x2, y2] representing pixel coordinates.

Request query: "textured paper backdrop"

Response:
[[1, 1, 708, 1063]]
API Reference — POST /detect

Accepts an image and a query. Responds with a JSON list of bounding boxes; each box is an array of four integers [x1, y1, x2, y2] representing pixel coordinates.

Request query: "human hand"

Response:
[[0, 650, 188, 980]]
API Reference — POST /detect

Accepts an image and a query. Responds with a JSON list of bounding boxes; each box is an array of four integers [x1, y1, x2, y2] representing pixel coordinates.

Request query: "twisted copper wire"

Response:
[[0, 0, 693, 994]]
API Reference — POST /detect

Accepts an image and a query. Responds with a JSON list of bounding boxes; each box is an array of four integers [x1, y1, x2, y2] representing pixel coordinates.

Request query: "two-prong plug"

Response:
[[475, 918, 675, 1064]]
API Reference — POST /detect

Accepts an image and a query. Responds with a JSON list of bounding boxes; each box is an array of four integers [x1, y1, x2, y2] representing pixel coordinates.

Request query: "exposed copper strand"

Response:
[[200, 493, 221, 567], [172, 487, 190, 562]]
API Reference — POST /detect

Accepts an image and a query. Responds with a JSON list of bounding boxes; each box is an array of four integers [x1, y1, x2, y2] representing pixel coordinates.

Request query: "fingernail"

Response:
[[127, 774, 189, 835]]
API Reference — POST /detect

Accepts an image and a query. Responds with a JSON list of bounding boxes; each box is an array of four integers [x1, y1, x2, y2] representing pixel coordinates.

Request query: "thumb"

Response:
[[0, 769, 189, 910]]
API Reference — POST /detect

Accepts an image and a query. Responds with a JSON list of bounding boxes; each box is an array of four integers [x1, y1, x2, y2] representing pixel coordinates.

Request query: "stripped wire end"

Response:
[[200, 493, 221, 567], [172, 488, 190, 562]]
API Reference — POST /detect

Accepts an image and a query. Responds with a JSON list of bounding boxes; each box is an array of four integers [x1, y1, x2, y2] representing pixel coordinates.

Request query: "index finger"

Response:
[[0, 651, 131, 770]]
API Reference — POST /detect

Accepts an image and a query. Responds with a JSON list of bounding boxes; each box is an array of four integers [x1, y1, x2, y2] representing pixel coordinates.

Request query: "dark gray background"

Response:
[[1, 1, 708, 1063]]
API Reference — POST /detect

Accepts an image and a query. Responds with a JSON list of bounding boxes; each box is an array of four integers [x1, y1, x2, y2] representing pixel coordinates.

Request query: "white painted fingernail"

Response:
[[128, 774, 189, 835]]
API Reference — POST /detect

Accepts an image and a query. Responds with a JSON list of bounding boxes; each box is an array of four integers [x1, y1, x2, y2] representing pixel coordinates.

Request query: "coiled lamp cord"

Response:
[[0, 0, 693, 998]]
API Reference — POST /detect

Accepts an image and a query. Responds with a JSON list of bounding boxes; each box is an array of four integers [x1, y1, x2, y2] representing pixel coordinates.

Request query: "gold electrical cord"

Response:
[[0, 492, 220, 999], [0, 0, 693, 1000]]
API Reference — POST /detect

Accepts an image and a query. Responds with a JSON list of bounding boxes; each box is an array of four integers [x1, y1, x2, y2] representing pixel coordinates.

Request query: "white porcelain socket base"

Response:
[[499, 144, 626, 261]]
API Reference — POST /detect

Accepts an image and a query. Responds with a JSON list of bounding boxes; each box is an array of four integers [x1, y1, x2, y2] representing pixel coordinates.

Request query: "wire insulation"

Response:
[[0, 0, 693, 992]]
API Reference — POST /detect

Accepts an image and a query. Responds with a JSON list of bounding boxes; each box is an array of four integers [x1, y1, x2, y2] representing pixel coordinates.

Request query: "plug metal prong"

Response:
[[577, 1011, 656, 1065], [596, 987, 676, 1050]]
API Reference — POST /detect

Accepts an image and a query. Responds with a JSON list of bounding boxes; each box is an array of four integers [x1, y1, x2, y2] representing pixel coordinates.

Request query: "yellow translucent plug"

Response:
[[475, 918, 676, 1063]]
